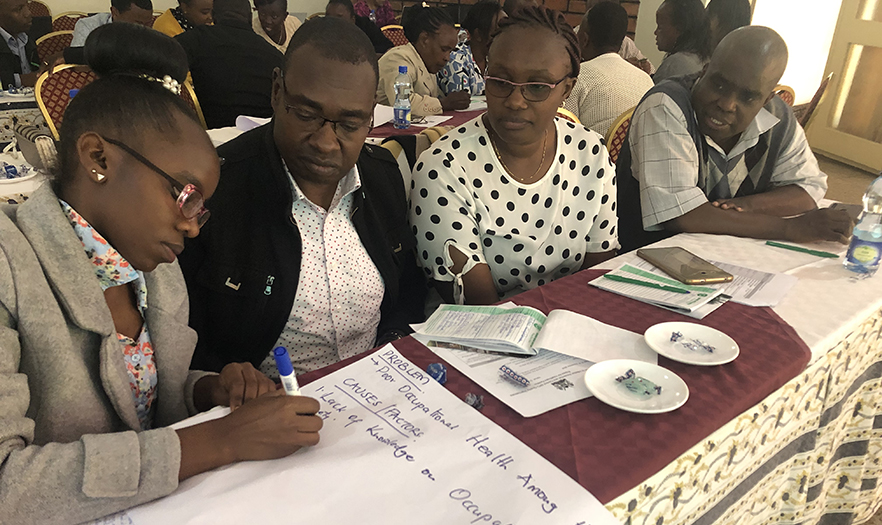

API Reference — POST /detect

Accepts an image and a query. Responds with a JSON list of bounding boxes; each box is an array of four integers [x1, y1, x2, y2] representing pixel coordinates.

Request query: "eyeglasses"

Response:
[[483, 73, 570, 102], [101, 136, 211, 228], [279, 77, 373, 140]]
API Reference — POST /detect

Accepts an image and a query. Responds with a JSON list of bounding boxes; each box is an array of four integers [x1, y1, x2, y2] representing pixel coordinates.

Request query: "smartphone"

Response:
[[636, 247, 734, 285]]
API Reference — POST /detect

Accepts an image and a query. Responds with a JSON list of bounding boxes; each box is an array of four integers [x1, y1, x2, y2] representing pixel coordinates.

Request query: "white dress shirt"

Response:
[[260, 164, 385, 377]]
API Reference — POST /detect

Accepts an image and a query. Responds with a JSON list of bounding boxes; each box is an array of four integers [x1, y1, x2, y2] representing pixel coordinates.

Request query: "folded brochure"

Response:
[[589, 263, 725, 312]]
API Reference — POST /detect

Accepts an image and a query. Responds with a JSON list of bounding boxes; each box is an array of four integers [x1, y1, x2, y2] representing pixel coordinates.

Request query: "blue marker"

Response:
[[273, 346, 301, 396]]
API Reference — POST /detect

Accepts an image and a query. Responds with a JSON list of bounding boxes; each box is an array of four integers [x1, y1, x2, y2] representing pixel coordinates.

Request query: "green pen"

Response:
[[603, 274, 691, 294], [765, 241, 839, 258]]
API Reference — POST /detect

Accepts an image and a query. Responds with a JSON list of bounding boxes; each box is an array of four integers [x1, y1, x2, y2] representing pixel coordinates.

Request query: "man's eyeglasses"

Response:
[[101, 136, 211, 228], [483, 73, 570, 102], [279, 77, 373, 140]]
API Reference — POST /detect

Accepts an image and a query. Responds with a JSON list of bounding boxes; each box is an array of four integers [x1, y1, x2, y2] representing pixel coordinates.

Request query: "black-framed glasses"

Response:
[[279, 77, 373, 140], [483, 72, 570, 102], [101, 136, 211, 228]]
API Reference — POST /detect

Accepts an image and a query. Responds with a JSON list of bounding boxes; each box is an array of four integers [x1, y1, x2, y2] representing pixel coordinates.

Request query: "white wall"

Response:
[[41, 0, 326, 23], [634, 0, 843, 105]]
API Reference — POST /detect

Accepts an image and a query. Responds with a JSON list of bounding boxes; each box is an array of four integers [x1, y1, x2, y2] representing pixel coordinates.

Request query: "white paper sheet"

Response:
[[535, 309, 658, 364], [708, 260, 799, 307], [456, 96, 488, 112], [123, 345, 618, 525], [412, 115, 454, 127], [373, 104, 395, 127], [235, 115, 270, 131]]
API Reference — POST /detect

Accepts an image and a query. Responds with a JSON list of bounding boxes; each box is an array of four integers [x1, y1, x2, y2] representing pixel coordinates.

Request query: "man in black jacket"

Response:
[[175, 0, 283, 128], [180, 16, 426, 375], [0, 0, 39, 88]]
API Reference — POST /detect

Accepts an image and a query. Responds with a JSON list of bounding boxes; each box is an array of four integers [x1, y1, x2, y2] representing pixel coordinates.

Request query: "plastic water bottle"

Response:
[[393, 66, 411, 130], [844, 174, 882, 276]]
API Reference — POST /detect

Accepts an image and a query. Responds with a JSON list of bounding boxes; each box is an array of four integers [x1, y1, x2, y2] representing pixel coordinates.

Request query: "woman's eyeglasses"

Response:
[[100, 136, 211, 228], [483, 74, 570, 102]]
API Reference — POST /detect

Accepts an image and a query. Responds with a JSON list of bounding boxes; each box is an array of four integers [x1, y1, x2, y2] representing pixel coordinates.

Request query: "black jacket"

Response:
[[180, 123, 427, 372], [0, 31, 38, 88], [174, 22, 283, 129], [355, 15, 393, 54]]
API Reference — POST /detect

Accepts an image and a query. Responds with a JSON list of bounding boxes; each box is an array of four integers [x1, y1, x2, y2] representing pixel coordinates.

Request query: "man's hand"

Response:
[[440, 90, 470, 111], [711, 198, 747, 212], [194, 362, 278, 411], [784, 207, 853, 244]]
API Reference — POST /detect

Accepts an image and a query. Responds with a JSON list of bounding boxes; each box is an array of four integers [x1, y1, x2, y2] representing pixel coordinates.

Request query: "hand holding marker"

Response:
[[273, 346, 301, 396]]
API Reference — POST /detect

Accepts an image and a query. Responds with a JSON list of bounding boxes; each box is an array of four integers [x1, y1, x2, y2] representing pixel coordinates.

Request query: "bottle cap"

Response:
[[273, 346, 294, 376], [69, 89, 79, 98], [399, 65, 407, 74]]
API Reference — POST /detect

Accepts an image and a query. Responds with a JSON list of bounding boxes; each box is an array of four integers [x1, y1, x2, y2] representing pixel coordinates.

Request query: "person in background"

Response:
[[154, 0, 214, 37], [176, 0, 283, 128], [325, 0, 393, 55], [71, 0, 154, 47], [179, 16, 426, 376], [616, 26, 852, 252], [575, 0, 653, 75], [376, 5, 469, 115], [410, 6, 617, 306], [437, 0, 504, 96], [0, 0, 39, 88], [652, 0, 710, 83], [564, 1, 653, 135], [252, 0, 301, 53], [353, 0, 394, 27], [706, 0, 751, 51], [0, 23, 321, 524]]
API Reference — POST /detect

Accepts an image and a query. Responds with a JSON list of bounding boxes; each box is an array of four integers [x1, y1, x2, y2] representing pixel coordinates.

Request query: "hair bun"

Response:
[[83, 23, 189, 84]]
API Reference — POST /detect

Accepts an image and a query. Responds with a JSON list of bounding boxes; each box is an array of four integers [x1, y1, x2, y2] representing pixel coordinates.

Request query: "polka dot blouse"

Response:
[[409, 116, 618, 298]]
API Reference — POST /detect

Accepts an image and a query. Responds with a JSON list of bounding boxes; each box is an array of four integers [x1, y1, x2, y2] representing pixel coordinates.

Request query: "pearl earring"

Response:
[[92, 169, 106, 182]]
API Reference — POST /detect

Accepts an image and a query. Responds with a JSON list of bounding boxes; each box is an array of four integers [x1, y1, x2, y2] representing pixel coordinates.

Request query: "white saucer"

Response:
[[583, 359, 689, 414], [644, 322, 739, 366]]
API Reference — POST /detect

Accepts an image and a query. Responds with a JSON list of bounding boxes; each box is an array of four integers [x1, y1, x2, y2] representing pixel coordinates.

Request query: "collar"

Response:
[[704, 107, 780, 158], [284, 161, 362, 211], [58, 200, 146, 312], [402, 42, 428, 75], [0, 25, 26, 47]]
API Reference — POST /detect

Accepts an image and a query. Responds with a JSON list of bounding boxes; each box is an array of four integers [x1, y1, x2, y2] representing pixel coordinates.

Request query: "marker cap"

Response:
[[273, 346, 294, 376]]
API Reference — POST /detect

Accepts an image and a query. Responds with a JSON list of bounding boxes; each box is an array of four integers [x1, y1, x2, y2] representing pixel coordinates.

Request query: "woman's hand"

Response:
[[177, 395, 323, 480], [194, 362, 278, 411], [441, 91, 471, 111]]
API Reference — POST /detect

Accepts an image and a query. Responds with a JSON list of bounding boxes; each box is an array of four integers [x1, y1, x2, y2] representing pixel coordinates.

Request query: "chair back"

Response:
[[35, 64, 98, 139], [306, 12, 323, 20], [381, 25, 408, 47], [52, 11, 88, 31], [798, 72, 834, 129], [604, 106, 635, 164], [180, 81, 208, 129], [774, 85, 795, 106], [555, 107, 581, 125], [153, 10, 163, 23], [35, 31, 73, 63], [27, 0, 51, 17]]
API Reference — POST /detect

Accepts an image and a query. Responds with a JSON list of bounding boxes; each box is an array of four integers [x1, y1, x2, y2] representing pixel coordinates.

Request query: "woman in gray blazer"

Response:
[[0, 24, 322, 525]]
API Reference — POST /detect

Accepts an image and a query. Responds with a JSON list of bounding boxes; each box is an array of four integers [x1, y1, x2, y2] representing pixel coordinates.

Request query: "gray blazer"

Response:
[[0, 184, 213, 524]]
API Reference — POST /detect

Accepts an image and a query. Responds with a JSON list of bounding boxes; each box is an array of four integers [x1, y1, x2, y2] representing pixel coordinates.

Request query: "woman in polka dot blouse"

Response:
[[409, 6, 619, 305]]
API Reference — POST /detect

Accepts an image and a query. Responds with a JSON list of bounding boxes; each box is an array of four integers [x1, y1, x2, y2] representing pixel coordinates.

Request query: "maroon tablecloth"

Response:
[[300, 269, 811, 504], [368, 109, 485, 139]]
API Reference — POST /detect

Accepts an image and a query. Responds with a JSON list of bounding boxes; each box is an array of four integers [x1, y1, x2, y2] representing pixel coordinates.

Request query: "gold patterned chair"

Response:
[[605, 106, 635, 164], [180, 81, 208, 129], [51, 12, 88, 31], [555, 107, 581, 125], [27, 0, 51, 17], [35, 30, 73, 62], [381, 25, 408, 47], [774, 85, 795, 106], [795, 72, 833, 130], [35, 64, 98, 139]]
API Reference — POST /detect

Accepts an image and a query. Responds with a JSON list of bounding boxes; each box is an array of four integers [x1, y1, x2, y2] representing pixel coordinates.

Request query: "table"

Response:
[[595, 234, 882, 524], [0, 92, 46, 146], [367, 109, 485, 139]]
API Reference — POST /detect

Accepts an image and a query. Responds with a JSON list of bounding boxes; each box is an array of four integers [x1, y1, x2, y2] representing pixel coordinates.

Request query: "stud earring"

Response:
[[92, 169, 106, 182]]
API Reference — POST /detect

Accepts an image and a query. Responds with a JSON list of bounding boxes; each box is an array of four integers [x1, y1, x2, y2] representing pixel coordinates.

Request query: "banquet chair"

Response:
[[605, 106, 635, 164], [794, 72, 833, 130], [35, 64, 98, 140], [773, 85, 795, 106], [381, 25, 408, 47], [180, 81, 208, 130], [381, 126, 452, 193], [27, 0, 51, 17], [52, 12, 88, 31], [35, 31, 73, 63], [555, 107, 581, 125]]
